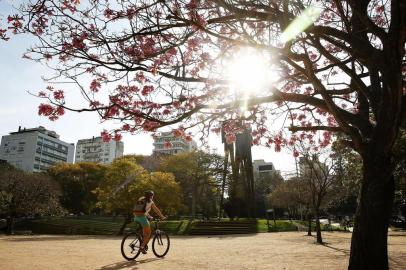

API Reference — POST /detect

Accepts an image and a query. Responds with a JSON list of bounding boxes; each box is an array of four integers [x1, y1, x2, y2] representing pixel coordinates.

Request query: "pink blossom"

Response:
[[90, 79, 101, 92], [122, 124, 130, 131], [172, 129, 184, 138], [101, 130, 111, 142], [225, 133, 236, 144], [141, 85, 154, 96], [113, 132, 122, 141], [38, 103, 54, 116], [53, 90, 64, 100], [164, 141, 173, 148]]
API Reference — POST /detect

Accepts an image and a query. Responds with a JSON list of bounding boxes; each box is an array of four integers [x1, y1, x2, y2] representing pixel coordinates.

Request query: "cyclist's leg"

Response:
[[142, 225, 152, 248], [134, 215, 151, 250]]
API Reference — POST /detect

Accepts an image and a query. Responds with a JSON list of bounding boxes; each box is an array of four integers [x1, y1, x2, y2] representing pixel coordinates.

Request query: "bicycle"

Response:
[[120, 217, 170, 260]]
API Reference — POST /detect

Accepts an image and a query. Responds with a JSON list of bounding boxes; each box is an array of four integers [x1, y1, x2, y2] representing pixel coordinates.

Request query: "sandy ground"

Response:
[[0, 232, 405, 270]]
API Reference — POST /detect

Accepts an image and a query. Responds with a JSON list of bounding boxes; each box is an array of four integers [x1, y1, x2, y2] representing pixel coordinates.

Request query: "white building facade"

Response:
[[153, 131, 198, 155], [75, 137, 124, 164], [0, 126, 74, 172]]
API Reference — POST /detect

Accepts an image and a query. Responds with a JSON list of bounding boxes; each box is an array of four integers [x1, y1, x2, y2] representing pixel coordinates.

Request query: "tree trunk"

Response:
[[191, 186, 197, 219], [219, 154, 229, 220], [307, 212, 312, 236], [243, 154, 255, 218], [315, 210, 323, 244], [6, 216, 15, 235], [348, 155, 395, 270], [117, 214, 132, 235]]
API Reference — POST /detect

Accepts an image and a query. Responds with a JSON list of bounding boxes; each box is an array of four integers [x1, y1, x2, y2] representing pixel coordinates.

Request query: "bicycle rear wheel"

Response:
[[121, 232, 142, 260], [152, 231, 170, 257]]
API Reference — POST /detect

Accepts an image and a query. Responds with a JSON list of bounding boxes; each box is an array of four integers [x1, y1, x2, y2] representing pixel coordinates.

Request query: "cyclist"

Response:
[[133, 190, 165, 254]]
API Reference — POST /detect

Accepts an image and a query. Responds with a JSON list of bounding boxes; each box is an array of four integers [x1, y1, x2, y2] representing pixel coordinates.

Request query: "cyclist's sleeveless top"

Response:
[[133, 197, 153, 216], [144, 200, 153, 214]]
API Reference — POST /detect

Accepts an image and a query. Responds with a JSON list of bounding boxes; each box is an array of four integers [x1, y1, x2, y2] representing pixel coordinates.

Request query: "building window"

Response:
[[258, 165, 273, 171]]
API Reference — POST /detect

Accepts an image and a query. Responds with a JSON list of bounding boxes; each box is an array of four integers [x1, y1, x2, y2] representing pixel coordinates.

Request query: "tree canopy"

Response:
[[47, 162, 107, 214], [160, 151, 223, 218], [0, 163, 62, 233], [94, 156, 182, 216], [2, 1, 405, 268], [2, 1, 404, 153]]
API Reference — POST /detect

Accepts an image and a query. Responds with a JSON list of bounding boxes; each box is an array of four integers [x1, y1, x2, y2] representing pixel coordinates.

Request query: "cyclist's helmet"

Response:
[[144, 190, 154, 200]]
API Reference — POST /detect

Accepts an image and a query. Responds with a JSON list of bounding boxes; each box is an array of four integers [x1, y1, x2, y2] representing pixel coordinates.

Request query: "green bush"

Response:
[[14, 216, 187, 235]]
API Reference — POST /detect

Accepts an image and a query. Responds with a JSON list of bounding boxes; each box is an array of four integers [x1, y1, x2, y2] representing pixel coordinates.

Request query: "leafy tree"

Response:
[[47, 162, 107, 214], [254, 170, 284, 217], [3, 1, 406, 268], [139, 171, 183, 215], [94, 157, 181, 234], [268, 177, 307, 216], [127, 154, 168, 172], [160, 151, 223, 219], [327, 140, 362, 218], [0, 164, 62, 234], [269, 175, 318, 235]]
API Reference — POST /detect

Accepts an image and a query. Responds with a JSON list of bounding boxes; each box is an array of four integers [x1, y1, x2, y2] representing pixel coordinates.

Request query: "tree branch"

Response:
[[289, 126, 342, 133]]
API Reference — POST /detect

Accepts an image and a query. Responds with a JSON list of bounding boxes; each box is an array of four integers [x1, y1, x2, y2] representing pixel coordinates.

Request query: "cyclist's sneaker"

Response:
[[140, 246, 147, 254]]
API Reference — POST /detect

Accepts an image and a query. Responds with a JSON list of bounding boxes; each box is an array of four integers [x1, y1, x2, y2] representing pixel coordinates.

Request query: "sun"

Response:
[[226, 47, 278, 97]]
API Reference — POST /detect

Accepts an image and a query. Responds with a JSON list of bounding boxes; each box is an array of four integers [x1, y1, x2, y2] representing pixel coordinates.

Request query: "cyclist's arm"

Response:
[[151, 203, 165, 219]]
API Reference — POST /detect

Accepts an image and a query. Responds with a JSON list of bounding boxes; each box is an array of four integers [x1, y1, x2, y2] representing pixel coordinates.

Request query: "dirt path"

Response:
[[1, 232, 405, 269]]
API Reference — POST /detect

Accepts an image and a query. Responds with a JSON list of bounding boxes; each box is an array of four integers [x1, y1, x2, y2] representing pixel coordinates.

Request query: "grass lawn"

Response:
[[257, 219, 299, 232]]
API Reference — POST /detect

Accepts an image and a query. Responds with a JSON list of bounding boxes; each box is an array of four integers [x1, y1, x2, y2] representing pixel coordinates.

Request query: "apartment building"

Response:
[[75, 136, 124, 164], [0, 126, 74, 172], [153, 131, 197, 155]]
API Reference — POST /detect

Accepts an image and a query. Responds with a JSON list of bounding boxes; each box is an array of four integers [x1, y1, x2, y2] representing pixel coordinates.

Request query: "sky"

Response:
[[0, 1, 298, 177]]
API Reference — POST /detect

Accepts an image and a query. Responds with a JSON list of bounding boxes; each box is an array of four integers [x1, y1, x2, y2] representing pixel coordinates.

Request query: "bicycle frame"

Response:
[[121, 217, 169, 260], [135, 218, 162, 239]]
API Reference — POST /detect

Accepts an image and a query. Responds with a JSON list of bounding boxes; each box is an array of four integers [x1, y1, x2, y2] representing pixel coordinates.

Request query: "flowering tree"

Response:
[[2, 0, 406, 268]]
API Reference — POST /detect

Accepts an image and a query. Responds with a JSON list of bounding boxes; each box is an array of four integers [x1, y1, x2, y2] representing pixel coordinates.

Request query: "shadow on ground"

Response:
[[96, 258, 161, 270]]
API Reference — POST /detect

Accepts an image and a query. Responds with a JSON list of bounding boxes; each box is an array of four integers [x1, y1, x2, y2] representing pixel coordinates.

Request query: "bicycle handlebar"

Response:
[[148, 216, 167, 222]]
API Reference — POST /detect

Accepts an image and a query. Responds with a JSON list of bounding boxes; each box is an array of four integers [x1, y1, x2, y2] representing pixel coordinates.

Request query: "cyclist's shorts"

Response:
[[133, 215, 150, 228]]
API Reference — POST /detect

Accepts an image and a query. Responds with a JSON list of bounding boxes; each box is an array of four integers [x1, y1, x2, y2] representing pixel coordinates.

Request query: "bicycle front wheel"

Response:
[[152, 231, 170, 257], [121, 232, 142, 261]]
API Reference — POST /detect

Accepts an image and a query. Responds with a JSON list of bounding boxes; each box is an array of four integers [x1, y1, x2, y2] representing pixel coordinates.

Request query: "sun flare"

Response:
[[226, 48, 278, 97]]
